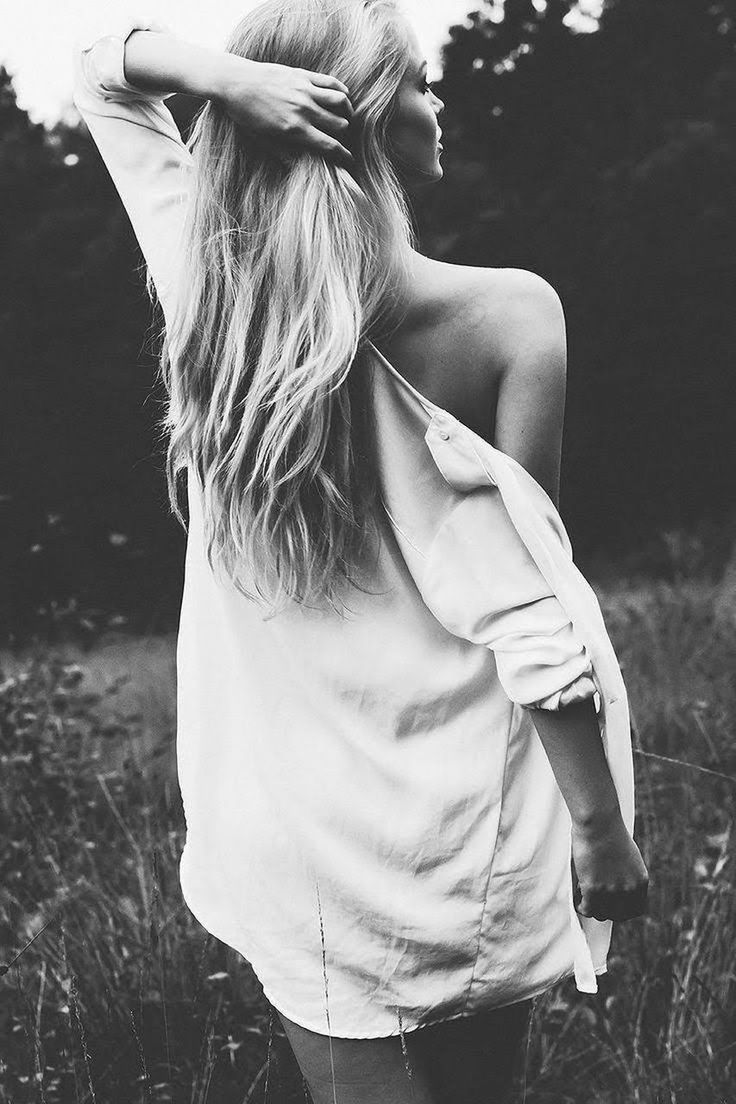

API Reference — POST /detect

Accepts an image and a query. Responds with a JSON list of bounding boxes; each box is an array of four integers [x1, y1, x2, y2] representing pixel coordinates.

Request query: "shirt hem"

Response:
[[259, 969, 576, 1040]]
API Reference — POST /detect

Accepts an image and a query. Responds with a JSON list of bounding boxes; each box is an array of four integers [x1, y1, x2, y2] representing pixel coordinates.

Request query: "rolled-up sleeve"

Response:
[[377, 398, 635, 994], [71, 13, 191, 325], [73, 14, 177, 102], [419, 488, 599, 712]]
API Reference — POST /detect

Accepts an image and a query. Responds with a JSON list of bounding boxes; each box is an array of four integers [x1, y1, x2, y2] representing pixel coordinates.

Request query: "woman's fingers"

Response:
[[571, 819, 650, 923], [310, 84, 354, 119], [224, 60, 355, 165], [307, 103, 352, 139], [301, 124, 354, 168], [307, 70, 351, 97], [577, 880, 649, 921]]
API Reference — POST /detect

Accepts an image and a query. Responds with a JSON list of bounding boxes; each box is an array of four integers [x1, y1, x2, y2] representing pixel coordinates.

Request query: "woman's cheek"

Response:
[[391, 116, 429, 167]]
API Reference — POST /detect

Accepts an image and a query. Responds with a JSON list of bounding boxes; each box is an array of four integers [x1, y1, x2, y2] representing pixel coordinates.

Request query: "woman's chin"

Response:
[[404, 162, 443, 190], [427, 151, 444, 183], [390, 148, 444, 189]]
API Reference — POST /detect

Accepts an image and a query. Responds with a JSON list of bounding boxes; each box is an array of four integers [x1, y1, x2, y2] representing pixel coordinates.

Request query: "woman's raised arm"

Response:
[[73, 17, 354, 326], [122, 29, 355, 166], [72, 19, 194, 325]]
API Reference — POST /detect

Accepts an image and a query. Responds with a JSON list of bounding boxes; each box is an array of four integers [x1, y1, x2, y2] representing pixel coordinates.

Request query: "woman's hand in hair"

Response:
[[216, 55, 355, 167]]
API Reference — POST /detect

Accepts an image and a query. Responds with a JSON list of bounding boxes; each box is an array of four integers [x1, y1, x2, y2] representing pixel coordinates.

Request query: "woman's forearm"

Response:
[[527, 697, 621, 832], [123, 30, 246, 102], [121, 31, 355, 166], [531, 697, 648, 920]]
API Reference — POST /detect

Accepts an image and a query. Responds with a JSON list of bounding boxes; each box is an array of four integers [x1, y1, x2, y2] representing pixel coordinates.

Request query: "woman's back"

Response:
[[378, 253, 570, 505], [376, 256, 504, 442]]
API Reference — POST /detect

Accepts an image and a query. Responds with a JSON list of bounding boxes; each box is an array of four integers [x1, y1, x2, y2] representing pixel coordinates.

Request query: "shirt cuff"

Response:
[[77, 14, 176, 100], [77, 11, 174, 53], [527, 671, 598, 711]]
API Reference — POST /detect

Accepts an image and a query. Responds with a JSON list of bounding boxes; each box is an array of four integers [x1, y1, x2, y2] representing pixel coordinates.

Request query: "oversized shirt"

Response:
[[72, 14, 635, 1039]]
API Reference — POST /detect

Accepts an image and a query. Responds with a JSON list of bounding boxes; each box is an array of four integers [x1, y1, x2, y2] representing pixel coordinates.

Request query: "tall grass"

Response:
[[522, 576, 736, 1104], [0, 570, 734, 1102]]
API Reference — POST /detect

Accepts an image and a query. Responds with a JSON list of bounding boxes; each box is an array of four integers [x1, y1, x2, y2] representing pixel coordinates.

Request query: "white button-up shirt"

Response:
[[72, 14, 635, 1039]]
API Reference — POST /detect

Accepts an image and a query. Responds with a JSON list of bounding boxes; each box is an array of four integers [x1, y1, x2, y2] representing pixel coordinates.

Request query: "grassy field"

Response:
[[0, 568, 734, 1103]]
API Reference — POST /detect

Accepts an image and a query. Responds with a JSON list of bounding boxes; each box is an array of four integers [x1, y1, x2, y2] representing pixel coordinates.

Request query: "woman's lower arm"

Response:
[[527, 697, 621, 832], [530, 696, 649, 920], [121, 31, 355, 166], [123, 30, 245, 102]]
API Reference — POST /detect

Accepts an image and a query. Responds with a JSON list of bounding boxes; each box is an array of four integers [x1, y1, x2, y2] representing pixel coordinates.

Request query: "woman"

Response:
[[72, 2, 648, 1101]]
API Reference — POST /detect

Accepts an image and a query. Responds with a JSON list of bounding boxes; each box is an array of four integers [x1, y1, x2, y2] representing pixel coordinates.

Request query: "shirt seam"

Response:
[[461, 698, 517, 1012]]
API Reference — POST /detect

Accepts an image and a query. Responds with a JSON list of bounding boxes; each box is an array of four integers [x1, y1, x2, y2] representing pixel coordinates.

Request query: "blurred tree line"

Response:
[[420, 0, 736, 567], [2, 0, 735, 644]]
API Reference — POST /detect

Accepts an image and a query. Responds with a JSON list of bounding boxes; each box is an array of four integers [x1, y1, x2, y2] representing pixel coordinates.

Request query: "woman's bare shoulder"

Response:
[[411, 258, 567, 495], [379, 256, 566, 431], [412, 256, 565, 368]]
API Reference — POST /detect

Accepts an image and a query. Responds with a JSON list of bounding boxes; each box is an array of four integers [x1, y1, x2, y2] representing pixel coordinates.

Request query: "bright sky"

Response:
[[0, 0, 478, 125]]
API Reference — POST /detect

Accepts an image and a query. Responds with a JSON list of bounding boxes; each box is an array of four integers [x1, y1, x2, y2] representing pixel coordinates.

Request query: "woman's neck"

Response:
[[376, 245, 430, 339]]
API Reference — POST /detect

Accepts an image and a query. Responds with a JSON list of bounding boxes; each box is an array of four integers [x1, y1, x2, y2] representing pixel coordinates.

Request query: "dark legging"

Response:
[[279, 998, 533, 1104]]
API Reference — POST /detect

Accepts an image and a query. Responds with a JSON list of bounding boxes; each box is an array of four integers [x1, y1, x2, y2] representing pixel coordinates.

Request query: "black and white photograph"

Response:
[[1, 0, 734, 1100]]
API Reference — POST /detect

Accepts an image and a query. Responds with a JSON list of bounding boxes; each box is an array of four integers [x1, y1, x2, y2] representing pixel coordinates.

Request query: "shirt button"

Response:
[[439, 430, 450, 441]]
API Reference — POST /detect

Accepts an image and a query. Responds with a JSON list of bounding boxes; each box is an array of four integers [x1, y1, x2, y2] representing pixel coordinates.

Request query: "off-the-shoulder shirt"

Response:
[[72, 14, 635, 1039]]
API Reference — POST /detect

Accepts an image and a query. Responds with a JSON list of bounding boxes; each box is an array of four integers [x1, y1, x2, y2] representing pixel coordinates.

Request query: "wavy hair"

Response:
[[154, 0, 416, 615]]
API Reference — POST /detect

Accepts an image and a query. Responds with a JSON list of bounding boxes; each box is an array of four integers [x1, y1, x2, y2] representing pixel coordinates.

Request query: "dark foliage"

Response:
[[416, 0, 736, 560], [2, 0, 736, 643]]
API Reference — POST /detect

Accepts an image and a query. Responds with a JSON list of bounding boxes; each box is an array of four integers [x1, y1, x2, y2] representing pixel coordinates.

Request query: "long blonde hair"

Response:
[[155, 0, 416, 615]]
